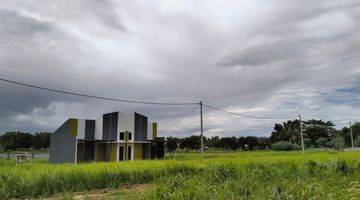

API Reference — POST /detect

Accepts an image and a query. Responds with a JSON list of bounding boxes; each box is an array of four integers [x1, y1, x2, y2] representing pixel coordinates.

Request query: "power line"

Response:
[[159, 105, 199, 126], [162, 105, 199, 133], [203, 103, 295, 120], [0, 78, 198, 106]]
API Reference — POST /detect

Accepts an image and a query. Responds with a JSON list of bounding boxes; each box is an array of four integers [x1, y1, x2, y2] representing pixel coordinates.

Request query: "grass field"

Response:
[[2, 150, 360, 199]]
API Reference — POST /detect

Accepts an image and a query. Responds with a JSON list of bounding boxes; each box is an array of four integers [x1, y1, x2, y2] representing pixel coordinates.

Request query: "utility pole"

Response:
[[299, 115, 304, 154], [350, 122, 354, 149], [200, 101, 204, 156]]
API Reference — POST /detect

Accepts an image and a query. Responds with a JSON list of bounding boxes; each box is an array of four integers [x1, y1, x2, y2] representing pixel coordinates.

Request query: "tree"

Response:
[[270, 120, 301, 144], [244, 136, 258, 150], [32, 132, 51, 150], [257, 137, 271, 150], [238, 137, 246, 150], [304, 120, 333, 144], [330, 136, 345, 150], [179, 135, 202, 150], [166, 136, 178, 157], [0, 131, 33, 151], [316, 137, 328, 148]]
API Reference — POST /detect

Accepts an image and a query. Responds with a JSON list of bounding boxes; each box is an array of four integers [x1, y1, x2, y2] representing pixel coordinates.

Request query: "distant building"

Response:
[[49, 111, 164, 163]]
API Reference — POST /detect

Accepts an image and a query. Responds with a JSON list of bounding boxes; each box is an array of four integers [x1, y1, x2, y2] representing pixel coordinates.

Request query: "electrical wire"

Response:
[[158, 105, 199, 126], [0, 78, 198, 106], [203, 103, 296, 120], [161, 105, 199, 133]]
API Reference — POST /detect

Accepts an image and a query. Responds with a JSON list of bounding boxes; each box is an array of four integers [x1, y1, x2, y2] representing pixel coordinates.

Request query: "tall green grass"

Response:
[[1, 151, 360, 199]]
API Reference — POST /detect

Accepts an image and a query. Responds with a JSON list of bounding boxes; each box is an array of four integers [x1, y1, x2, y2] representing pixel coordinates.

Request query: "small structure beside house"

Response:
[[49, 111, 164, 163]]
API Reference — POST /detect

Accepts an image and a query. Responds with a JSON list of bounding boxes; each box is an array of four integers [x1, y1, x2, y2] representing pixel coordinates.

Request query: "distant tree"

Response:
[[352, 122, 360, 144], [17, 132, 33, 149], [256, 137, 271, 150], [244, 136, 258, 150], [0, 131, 33, 151], [330, 136, 345, 150], [218, 137, 239, 150], [206, 136, 220, 148], [165, 136, 178, 157], [304, 120, 334, 144], [32, 132, 51, 150], [316, 137, 328, 148], [270, 120, 301, 144], [179, 135, 202, 150], [303, 138, 312, 148], [338, 127, 351, 147], [238, 136, 246, 150], [0, 132, 17, 151]]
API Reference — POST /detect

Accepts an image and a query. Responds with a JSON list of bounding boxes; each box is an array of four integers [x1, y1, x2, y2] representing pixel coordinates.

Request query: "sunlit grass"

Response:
[[1, 150, 360, 199]]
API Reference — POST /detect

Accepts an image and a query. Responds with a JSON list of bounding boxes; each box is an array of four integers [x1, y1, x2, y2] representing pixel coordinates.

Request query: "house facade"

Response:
[[49, 111, 164, 163]]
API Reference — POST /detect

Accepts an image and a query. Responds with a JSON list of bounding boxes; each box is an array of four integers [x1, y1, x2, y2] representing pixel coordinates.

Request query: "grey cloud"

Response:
[[0, 9, 52, 37], [0, 0, 359, 136]]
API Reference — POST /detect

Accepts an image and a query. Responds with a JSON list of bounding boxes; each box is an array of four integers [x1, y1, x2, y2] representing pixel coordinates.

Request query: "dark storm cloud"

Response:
[[0, 0, 359, 136]]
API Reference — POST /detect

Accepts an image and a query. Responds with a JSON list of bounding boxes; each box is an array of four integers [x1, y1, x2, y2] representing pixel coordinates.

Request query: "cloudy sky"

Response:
[[0, 0, 359, 137]]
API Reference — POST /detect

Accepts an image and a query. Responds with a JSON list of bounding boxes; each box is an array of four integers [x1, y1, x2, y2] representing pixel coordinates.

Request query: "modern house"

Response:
[[49, 111, 164, 163]]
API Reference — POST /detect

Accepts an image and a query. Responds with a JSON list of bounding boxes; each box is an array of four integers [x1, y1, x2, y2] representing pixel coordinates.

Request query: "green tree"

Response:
[[32, 132, 51, 150], [165, 136, 178, 157]]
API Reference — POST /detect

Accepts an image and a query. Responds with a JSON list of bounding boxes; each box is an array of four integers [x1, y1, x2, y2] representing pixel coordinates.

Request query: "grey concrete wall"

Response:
[[134, 113, 148, 141], [85, 120, 95, 140], [102, 112, 118, 141], [49, 119, 77, 163]]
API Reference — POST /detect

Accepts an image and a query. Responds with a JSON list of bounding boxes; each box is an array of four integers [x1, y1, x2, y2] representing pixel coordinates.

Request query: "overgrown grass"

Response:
[[1, 151, 360, 199]]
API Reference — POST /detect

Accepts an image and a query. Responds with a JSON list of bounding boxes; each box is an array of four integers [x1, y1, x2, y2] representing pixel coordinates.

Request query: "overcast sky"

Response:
[[0, 0, 359, 137]]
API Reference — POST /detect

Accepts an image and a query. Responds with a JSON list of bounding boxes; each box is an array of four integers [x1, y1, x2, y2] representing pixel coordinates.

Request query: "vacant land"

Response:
[[1, 151, 360, 199]]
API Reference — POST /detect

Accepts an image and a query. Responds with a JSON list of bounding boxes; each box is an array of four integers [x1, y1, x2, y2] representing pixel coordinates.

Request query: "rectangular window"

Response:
[[128, 132, 132, 140], [120, 132, 124, 140], [128, 146, 132, 160], [119, 146, 124, 161]]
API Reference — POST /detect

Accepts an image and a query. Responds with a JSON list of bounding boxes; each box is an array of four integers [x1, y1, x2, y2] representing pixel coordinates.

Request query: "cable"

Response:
[[162, 105, 199, 133], [158, 105, 199, 126], [0, 78, 198, 106], [203, 103, 295, 120]]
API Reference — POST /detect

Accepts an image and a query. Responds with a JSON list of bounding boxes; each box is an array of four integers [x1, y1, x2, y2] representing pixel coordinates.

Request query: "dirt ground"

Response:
[[44, 184, 152, 200]]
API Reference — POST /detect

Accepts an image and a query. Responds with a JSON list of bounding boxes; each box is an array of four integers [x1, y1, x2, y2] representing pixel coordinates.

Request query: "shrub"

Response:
[[316, 138, 328, 148], [329, 136, 345, 150], [271, 141, 301, 151]]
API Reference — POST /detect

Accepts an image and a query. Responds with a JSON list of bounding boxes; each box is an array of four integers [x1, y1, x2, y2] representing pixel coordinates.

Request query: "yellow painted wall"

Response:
[[134, 144, 143, 160], [109, 144, 117, 162], [69, 119, 78, 137], [77, 142, 84, 162], [152, 123, 157, 139], [97, 143, 105, 162]]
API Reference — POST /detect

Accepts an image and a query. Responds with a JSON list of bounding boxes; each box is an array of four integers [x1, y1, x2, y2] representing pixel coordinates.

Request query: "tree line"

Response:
[[166, 119, 360, 154], [1, 119, 358, 153], [0, 132, 51, 151]]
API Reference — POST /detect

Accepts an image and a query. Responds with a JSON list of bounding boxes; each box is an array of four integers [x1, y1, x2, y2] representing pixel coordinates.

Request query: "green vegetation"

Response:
[[0, 131, 50, 151], [271, 141, 301, 151], [1, 151, 360, 199]]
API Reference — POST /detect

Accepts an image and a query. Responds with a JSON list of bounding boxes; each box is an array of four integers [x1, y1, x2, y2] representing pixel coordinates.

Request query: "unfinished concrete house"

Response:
[[49, 111, 164, 163]]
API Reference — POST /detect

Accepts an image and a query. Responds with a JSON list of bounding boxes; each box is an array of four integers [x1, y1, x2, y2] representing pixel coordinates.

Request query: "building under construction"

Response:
[[49, 111, 164, 163]]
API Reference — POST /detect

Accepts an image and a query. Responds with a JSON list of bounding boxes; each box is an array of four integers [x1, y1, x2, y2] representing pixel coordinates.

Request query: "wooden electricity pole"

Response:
[[200, 101, 204, 156], [299, 115, 305, 154]]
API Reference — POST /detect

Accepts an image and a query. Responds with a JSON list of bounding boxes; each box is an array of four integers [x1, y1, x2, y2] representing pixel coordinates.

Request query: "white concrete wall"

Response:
[[117, 112, 134, 142], [95, 116, 103, 140], [147, 122, 152, 140], [77, 119, 85, 140]]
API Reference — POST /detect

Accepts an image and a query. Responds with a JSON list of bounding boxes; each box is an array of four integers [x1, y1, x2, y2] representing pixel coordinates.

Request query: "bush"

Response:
[[316, 137, 328, 148], [329, 136, 345, 150], [271, 141, 301, 151]]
